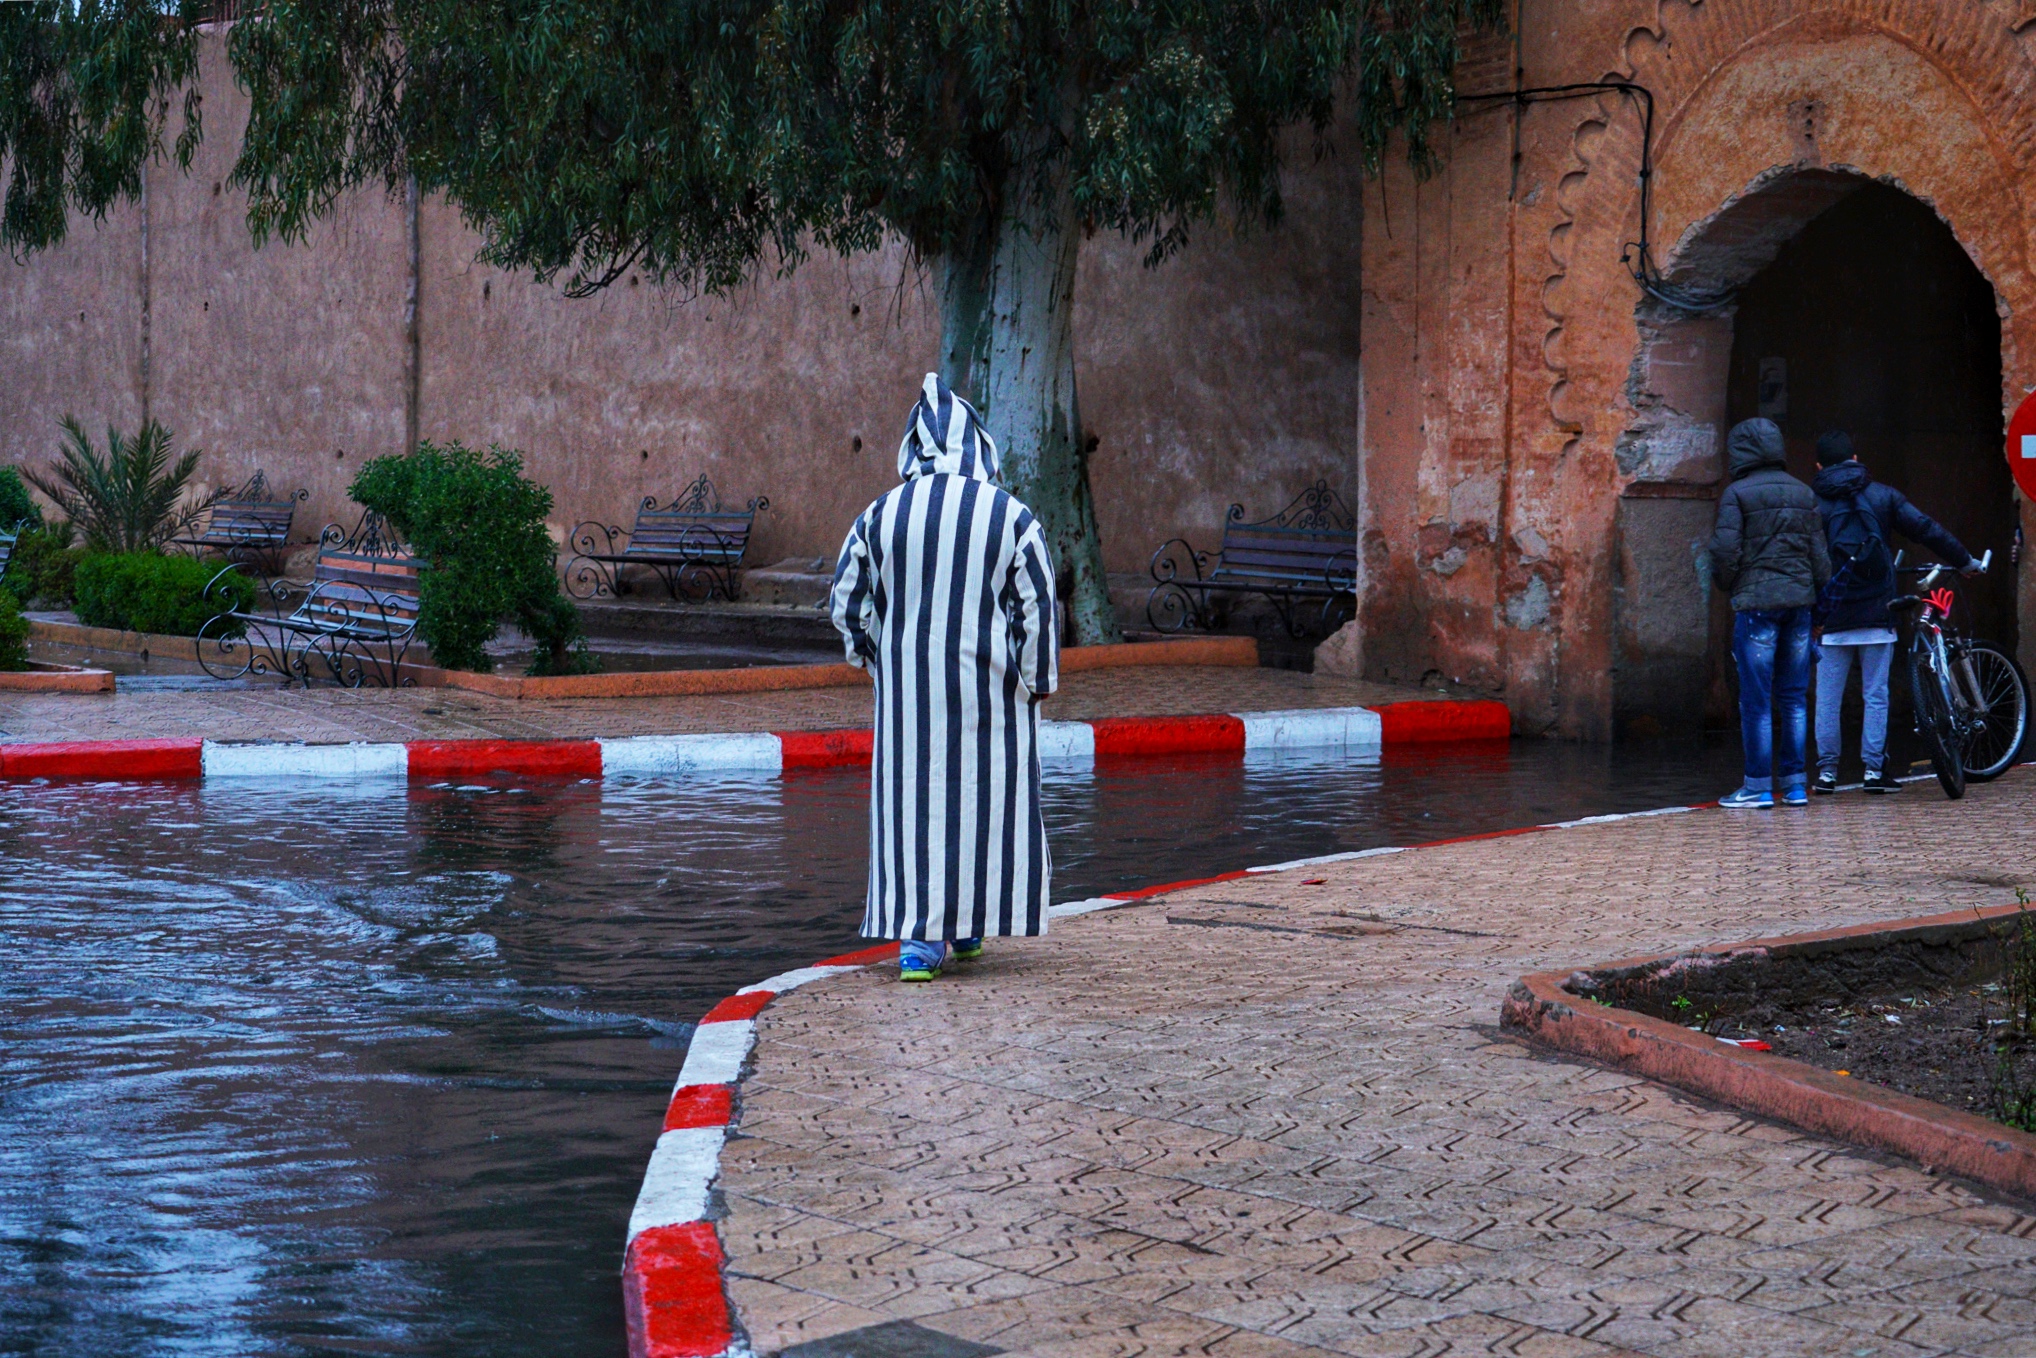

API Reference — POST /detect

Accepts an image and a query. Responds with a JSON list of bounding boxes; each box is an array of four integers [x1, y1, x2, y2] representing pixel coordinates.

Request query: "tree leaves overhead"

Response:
[[0, 1, 204, 258], [4, 1, 1500, 285]]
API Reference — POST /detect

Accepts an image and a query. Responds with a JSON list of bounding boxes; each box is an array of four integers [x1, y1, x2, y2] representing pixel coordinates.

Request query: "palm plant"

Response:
[[26, 417, 203, 553]]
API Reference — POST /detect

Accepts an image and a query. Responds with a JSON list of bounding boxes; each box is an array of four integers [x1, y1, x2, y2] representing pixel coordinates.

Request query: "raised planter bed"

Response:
[[1501, 903, 2036, 1198], [0, 661, 115, 693]]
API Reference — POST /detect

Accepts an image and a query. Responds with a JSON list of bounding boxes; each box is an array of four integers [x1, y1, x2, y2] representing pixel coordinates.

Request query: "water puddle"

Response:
[[0, 739, 1741, 1355]]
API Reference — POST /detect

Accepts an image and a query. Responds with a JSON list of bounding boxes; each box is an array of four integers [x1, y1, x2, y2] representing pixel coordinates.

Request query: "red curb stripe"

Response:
[[776, 728, 874, 768], [1090, 714, 1245, 757], [1106, 870, 1253, 901], [624, 1221, 733, 1358], [1372, 699, 1511, 743], [0, 739, 203, 780], [699, 991, 774, 1024], [817, 942, 900, 967], [662, 1083, 735, 1132], [406, 740, 601, 780]]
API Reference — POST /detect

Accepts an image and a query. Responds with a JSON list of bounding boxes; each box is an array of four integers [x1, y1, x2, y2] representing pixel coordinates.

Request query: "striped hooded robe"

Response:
[[830, 374, 1060, 940]]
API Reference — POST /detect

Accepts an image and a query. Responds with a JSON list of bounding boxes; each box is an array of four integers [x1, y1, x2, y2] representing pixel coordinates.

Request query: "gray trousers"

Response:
[[1815, 641, 1896, 775]]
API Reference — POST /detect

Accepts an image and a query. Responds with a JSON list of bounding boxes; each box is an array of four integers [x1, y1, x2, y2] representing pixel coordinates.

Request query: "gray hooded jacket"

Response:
[[1707, 418, 1831, 612]]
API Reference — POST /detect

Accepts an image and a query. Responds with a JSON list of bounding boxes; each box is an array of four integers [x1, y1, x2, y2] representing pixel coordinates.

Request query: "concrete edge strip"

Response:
[[621, 789, 1721, 1358], [0, 700, 1510, 782]]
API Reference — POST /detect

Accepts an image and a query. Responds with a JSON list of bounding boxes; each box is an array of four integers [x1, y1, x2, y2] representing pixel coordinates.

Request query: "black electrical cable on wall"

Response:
[[1458, 82, 1736, 314]]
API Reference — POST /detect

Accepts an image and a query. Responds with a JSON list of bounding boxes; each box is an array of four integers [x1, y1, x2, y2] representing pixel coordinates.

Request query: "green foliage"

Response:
[[25, 416, 203, 553], [0, 1, 204, 256], [73, 550, 253, 635], [4, 519, 80, 606], [349, 441, 593, 675], [0, 465, 39, 530], [0, 587, 28, 671], [215, 2, 1502, 291]]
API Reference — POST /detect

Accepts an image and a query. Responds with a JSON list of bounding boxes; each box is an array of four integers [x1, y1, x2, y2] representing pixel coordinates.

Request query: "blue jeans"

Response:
[[1815, 641, 1896, 776], [1733, 607, 1812, 791]]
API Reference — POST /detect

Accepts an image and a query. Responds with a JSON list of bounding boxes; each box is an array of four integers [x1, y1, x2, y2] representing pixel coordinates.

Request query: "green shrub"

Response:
[[4, 521, 81, 607], [350, 442, 594, 675], [73, 552, 254, 636], [0, 589, 28, 672], [26, 417, 203, 553], [0, 466, 39, 532]]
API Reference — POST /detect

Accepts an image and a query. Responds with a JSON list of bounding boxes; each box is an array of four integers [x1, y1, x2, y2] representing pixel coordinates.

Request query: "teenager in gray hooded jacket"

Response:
[[1708, 418, 1830, 808]]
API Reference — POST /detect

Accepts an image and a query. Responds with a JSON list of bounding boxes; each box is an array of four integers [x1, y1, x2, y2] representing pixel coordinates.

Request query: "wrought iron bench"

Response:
[[170, 471, 308, 574], [564, 474, 768, 602], [195, 511, 423, 687], [1147, 481, 1357, 638]]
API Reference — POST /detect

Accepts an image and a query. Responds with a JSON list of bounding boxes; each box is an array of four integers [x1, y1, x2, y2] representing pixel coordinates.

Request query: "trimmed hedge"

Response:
[[3, 522, 81, 607], [0, 466, 37, 531], [0, 589, 27, 671], [74, 552, 254, 636], [350, 442, 593, 675]]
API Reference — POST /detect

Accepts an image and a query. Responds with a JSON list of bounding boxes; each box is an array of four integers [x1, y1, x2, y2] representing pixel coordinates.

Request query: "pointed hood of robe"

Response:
[[897, 373, 1000, 483]]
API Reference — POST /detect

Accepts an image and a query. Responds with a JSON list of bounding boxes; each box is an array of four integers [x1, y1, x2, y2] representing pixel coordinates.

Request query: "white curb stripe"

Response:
[[627, 1125, 726, 1239], [200, 740, 409, 778], [1037, 720, 1097, 764], [599, 733, 783, 777], [1236, 707, 1383, 753], [1046, 896, 1131, 920], [676, 1018, 754, 1087], [1542, 805, 1699, 830], [738, 965, 856, 995], [1247, 846, 1408, 874]]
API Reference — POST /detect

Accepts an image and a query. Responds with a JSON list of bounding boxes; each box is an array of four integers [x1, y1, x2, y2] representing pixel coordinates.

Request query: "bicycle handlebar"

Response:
[[1900, 548, 1990, 589]]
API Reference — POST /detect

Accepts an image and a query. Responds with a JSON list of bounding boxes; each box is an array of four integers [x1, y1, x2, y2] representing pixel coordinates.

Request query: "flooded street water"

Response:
[[0, 739, 1743, 1357]]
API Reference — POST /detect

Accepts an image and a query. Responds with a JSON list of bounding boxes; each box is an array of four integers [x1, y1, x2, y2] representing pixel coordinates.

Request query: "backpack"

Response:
[[1818, 492, 1893, 616]]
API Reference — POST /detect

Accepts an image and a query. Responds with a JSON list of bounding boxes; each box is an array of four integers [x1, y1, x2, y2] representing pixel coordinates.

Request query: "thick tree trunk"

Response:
[[935, 213, 995, 401], [972, 157, 1121, 646]]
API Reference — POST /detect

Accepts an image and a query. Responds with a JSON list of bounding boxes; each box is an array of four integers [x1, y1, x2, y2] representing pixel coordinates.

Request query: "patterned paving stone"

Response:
[[720, 775, 2036, 1357]]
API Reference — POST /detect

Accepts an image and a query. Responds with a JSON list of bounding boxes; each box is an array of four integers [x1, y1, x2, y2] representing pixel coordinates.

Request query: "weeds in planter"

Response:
[[1984, 897, 2036, 1132]]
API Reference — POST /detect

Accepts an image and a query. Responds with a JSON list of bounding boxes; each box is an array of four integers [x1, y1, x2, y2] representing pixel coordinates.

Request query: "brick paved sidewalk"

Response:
[[720, 777, 2036, 1358], [0, 666, 1437, 746]]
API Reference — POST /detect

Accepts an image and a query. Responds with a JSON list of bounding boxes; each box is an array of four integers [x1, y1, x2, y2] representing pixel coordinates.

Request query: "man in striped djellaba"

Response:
[[830, 373, 1061, 981]]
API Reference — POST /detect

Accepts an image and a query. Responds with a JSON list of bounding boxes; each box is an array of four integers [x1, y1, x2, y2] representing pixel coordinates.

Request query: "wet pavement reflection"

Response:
[[0, 738, 1742, 1356]]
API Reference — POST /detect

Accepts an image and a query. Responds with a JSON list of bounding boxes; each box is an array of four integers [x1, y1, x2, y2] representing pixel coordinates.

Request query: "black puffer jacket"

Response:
[[1813, 460, 1974, 632], [1708, 418, 1831, 612]]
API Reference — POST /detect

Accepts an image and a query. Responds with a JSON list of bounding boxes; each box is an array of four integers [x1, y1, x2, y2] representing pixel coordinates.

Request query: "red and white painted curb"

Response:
[[0, 700, 1510, 782], [620, 792, 1713, 1358]]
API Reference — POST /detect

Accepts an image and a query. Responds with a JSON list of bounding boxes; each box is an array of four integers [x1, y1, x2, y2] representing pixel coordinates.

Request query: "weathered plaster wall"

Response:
[[0, 29, 1363, 580], [1357, 0, 2036, 737]]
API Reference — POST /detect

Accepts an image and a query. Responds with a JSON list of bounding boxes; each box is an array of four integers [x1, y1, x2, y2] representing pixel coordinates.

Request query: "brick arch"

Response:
[[1510, 1, 2036, 736]]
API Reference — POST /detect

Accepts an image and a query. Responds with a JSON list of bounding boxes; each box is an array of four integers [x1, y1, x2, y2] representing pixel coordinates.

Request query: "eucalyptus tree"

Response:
[[1, 0, 1501, 643]]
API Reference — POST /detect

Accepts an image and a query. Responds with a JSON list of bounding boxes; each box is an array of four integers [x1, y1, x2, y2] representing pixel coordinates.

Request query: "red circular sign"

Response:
[[2009, 389, 2036, 503]]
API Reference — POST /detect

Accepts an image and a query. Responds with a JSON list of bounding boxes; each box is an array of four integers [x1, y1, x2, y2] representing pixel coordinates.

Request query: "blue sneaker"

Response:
[[1780, 785, 1809, 807], [899, 940, 946, 982], [951, 937, 984, 961], [1718, 787, 1774, 809]]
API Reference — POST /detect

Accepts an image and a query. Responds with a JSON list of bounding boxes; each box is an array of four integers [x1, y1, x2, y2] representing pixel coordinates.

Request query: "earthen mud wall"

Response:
[[0, 29, 1363, 584]]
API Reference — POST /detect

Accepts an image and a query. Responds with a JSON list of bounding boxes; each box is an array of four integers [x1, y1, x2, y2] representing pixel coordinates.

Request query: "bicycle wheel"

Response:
[[1910, 641, 1966, 799], [1956, 641, 2030, 782]]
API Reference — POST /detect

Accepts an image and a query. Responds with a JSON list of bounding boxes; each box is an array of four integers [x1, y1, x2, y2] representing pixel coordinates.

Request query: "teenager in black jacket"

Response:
[[1810, 430, 1978, 794]]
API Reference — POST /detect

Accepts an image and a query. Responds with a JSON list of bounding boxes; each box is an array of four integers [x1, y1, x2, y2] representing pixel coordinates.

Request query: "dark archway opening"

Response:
[[1714, 184, 2013, 763]]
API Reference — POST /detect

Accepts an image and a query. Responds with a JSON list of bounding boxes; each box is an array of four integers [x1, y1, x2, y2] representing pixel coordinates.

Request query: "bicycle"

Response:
[[1890, 550, 2028, 798]]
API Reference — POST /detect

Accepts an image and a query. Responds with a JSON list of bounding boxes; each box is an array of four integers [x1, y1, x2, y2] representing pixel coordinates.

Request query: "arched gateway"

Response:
[[1613, 170, 2016, 739]]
